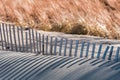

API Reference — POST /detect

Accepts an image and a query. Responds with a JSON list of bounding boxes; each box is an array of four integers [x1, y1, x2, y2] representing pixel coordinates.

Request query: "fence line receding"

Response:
[[0, 23, 120, 61]]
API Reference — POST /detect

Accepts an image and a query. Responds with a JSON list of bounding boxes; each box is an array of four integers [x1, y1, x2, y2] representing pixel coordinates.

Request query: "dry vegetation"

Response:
[[0, 0, 120, 39]]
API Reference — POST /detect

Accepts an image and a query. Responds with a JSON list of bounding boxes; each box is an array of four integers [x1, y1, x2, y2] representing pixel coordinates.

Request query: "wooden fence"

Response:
[[0, 23, 120, 61]]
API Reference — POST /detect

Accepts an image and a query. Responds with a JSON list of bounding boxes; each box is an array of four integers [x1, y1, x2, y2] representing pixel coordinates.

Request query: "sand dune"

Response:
[[0, 0, 120, 38]]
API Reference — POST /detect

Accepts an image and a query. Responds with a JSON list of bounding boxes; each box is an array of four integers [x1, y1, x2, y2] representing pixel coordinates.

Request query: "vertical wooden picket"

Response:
[[29, 29, 32, 53], [102, 46, 110, 59], [17, 27, 21, 51], [0, 24, 4, 50], [2, 23, 7, 50], [42, 34, 45, 55], [9, 24, 13, 50], [108, 46, 114, 60], [80, 42, 84, 57], [97, 44, 102, 59], [25, 32, 28, 52], [13, 25, 17, 51], [114, 47, 120, 62], [74, 40, 79, 57], [46, 36, 48, 54], [21, 27, 24, 52], [69, 40, 73, 57], [5, 24, 10, 49], [39, 33, 41, 54], [36, 31, 39, 53], [85, 42, 90, 57], [54, 37, 57, 55], [59, 38, 63, 56], [50, 37, 53, 55], [64, 39, 68, 56], [91, 43, 96, 58], [32, 29, 36, 53]]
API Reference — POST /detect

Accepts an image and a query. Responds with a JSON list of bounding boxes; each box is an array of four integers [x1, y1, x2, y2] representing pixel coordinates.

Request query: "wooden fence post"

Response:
[[2, 23, 7, 50], [36, 31, 39, 53], [21, 27, 24, 52], [114, 47, 120, 62], [97, 44, 102, 59], [25, 32, 28, 52], [39, 33, 41, 54], [50, 36, 53, 55], [54, 37, 57, 55], [85, 42, 90, 57], [64, 39, 68, 56], [17, 27, 21, 51], [80, 42, 84, 57], [13, 25, 17, 51], [42, 34, 44, 55], [29, 29, 32, 53], [102, 46, 109, 60], [0, 24, 4, 50], [108, 46, 114, 60], [46, 36, 48, 54], [91, 43, 96, 58], [59, 38, 63, 56], [69, 40, 73, 57], [9, 24, 13, 51], [5, 24, 10, 50], [32, 29, 36, 53], [74, 40, 79, 57]]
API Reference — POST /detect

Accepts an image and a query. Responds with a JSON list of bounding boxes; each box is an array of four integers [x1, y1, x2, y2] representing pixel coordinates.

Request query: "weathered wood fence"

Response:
[[0, 23, 120, 61]]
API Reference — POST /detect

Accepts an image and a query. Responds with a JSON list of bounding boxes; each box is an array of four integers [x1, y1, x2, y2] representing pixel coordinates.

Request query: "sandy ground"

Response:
[[0, 51, 120, 80]]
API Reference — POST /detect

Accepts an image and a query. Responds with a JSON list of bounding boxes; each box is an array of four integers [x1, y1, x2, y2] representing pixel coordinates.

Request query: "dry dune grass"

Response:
[[0, 0, 120, 39]]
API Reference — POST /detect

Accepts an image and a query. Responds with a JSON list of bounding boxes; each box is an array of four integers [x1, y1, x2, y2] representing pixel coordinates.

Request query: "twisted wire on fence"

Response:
[[0, 23, 120, 61]]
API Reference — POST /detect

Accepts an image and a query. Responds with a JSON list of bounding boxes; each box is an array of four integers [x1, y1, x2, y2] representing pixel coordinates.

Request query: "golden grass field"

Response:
[[0, 0, 120, 39]]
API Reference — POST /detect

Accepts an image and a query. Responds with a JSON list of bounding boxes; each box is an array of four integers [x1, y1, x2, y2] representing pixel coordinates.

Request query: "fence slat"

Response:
[[59, 38, 63, 56], [69, 40, 73, 57], [74, 40, 79, 57], [54, 37, 57, 55], [5, 24, 9, 49], [21, 27, 24, 52], [36, 31, 39, 53], [32, 29, 36, 53], [17, 27, 21, 51], [9, 24, 13, 50], [0, 24, 4, 50], [85, 42, 90, 57], [64, 39, 68, 56], [2, 23, 7, 50], [29, 29, 32, 53], [39, 33, 41, 54], [25, 32, 28, 52], [102, 46, 110, 59], [42, 34, 45, 55], [97, 44, 102, 59], [46, 36, 48, 54], [80, 42, 84, 57], [13, 25, 17, 51], [114, 47, 120, 62], [91, 43, 96, 58], [108, 46, 114, 60], [50, 37, 53, 55]]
